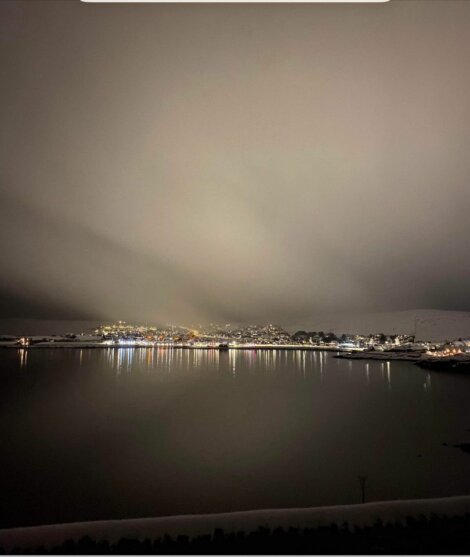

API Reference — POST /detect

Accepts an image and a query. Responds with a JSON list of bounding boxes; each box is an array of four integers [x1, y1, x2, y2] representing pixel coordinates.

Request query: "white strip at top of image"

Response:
[[81, 0, 391, 3]]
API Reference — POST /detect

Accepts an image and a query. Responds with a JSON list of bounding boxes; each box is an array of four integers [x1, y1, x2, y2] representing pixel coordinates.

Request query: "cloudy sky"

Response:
[[1, 0, 470, 326]]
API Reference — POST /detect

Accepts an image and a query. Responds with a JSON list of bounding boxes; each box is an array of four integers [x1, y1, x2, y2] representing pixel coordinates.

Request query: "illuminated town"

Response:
[[1, 321, 470, 370]]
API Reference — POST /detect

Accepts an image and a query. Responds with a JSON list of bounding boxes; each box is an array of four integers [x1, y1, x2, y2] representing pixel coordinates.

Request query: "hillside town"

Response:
[[1, 321, 470, 370]]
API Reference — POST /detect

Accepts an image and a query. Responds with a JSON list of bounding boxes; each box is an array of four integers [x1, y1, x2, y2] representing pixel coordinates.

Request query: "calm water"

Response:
[[1, 348, 470, 529]]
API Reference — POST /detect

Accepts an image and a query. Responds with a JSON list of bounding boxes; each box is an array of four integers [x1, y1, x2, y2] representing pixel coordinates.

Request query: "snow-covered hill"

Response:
[[293, 310, 470, 342], [2, 310, 470, 342]]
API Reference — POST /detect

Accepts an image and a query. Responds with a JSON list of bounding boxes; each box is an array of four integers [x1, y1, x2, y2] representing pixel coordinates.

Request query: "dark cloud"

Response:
[[1, 0, 470, 327]]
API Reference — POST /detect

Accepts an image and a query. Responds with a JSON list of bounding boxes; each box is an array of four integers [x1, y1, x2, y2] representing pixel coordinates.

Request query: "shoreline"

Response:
[[0, 344, 339, 351], [2, 495, 470, 551]]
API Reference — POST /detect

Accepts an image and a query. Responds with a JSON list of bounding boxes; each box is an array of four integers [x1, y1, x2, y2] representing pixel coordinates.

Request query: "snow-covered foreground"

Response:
[[1, 495, 470, 551]]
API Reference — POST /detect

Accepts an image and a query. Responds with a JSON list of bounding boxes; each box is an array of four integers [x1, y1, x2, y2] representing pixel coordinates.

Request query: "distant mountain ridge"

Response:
[[2, 310, 470, 342], [296, 310, 470, 342]]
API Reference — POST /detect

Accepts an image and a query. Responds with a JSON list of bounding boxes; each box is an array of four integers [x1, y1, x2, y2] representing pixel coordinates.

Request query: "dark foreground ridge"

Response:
[[3, 514, 470, 555]]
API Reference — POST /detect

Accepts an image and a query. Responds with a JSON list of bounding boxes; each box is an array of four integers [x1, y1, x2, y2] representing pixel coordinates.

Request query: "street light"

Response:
[[358, 475, 368, 504]]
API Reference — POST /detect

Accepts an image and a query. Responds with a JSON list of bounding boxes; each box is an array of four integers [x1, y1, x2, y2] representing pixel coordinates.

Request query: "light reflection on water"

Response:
[[424, 372, 432, 393], [14, 347, 431, 391], [18, 348, 27, 369], [4, 347, 470, 530], [95, 348, 330, 379]]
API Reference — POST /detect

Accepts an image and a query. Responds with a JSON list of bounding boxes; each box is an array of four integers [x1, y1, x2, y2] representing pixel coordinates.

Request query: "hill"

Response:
[[292, 310, 470, 342]]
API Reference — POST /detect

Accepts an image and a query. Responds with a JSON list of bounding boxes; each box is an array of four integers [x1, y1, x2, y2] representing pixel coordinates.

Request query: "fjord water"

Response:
[[1, 348, 470, 529]]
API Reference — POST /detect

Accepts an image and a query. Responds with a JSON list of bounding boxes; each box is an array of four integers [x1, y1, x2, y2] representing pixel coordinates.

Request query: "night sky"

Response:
[[1, 0, 470, 327]]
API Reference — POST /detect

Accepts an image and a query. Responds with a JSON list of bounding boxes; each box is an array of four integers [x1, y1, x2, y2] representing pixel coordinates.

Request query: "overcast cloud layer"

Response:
[[1, 0, 470, 326]]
